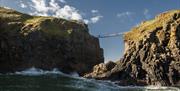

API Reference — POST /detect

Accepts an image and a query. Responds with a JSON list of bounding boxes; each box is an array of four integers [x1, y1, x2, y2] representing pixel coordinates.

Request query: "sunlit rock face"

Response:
[[0, 7, 104, 75], [84, 10, 180, 86]]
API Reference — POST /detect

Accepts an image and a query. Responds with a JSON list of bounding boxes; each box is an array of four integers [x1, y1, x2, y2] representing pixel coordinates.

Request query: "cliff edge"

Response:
[[84, 10, 180, 86], [0, 7, 104, 75]]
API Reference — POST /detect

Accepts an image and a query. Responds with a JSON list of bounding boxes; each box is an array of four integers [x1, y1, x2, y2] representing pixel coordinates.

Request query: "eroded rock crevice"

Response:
[[0, 7, 104, 75], [84, 10, 180, 86]]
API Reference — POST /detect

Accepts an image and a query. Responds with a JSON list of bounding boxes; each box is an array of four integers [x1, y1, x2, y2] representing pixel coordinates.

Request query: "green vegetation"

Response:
[[0, 7, 86, 37], [0, 7, 32, 22], [124, 10, 180, 41], [23, 16, 65, 36]]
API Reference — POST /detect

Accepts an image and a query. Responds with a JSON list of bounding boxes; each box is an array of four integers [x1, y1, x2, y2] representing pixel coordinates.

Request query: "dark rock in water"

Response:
[[0, 7, 104, 75], [84, 61, 116, 79], [84, 10, 180, 86]]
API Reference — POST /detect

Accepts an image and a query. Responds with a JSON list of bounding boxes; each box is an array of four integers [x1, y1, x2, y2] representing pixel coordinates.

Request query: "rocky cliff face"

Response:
[[84, 10, 180, 86], [0, 7, 104, 75]]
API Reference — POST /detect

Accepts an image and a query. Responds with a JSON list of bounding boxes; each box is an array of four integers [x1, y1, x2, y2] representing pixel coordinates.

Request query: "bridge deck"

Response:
[[96, 32, 126, 38]]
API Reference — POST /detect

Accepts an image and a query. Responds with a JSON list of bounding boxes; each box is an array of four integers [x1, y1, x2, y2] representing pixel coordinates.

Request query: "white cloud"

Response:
[[27, 0, 83, 21], [31, 0, 48, 13], [117, 11, 133, 18], [91, 9, 98, 13], [116, 11, 134, 22], [54, 5, 82, 21], [82, 9, 103, 24], [18, 0, 28, 8], [83, 19, 89, 24], [143, 9, 151, 19], [90, 15, 103, 23], [20, 1, 27, 8], [3, 0, 103, 24], [59, 0, 66, 3], [29, 0, 103, 23], [49, 0, 61, 11], [84, 14, 103, 24]]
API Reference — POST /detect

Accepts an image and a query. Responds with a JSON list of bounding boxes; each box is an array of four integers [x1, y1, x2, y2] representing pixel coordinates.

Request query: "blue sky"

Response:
[[0, 0, 180, 62]]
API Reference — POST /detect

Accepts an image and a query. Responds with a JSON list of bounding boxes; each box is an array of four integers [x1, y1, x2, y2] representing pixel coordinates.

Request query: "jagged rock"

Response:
[[84, 61, 116, 79], [84, 10, 180, 86], [0, 7, 104, 75]]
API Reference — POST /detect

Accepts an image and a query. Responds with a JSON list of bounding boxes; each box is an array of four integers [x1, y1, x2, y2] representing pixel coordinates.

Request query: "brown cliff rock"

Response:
[[84, 10, 180, 86], [0, 7, 104, 75]]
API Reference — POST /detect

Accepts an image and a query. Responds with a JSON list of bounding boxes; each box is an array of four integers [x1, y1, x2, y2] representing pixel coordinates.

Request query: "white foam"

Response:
[[13, 67, 82, 77], [113, 85, 180, 91], [15, 67, 63, 76], [2, 68, 180, 91], [109, 81, 180, 91], [144, 86, 180, 91], [70, 72, 79, 77]]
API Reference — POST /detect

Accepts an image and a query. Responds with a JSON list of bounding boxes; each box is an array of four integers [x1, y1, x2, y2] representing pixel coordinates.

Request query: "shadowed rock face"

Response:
[[0, 7, 104, 75], [84, 10, 180, 86]]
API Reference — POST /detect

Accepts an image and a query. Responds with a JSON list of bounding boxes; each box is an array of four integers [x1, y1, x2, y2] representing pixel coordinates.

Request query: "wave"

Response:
[[144, 86, 180, 91], [66, 79, 180, 91], [14, 67, 63, 76], [1, 67, 179, 91], [8, 67, 81, 79]]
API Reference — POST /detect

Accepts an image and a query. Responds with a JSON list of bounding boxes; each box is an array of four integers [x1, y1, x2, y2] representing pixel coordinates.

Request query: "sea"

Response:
[[0, 67, 179, 91]]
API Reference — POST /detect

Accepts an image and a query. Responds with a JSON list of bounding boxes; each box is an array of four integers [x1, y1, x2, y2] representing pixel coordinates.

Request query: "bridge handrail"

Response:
[[96, 32, 126, 38]]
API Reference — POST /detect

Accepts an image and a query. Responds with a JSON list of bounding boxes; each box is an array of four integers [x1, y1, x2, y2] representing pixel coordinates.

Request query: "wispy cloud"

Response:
[[143, 9, 151, 19], [4, 0, 103, 24], [59, 0, 66, 3], [54, 5, 83, 21], [117, 11, 133, 18], [116, 11, 134, 22], [20, 0, 27, 8], [90, 15, 103, 23], [84, 9, 103, 24], [28, 0, 83, 21], [91, 9, 98, 13]]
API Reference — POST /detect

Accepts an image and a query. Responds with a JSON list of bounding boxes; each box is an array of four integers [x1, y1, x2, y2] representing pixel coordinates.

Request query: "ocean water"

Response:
[[0, 67, 179, 91]]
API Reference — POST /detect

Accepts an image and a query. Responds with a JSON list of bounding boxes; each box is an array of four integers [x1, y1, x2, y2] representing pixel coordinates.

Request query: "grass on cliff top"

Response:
[[23, 16, 81, 37], [0, 7, 32, 22], [0, 7, 87, 37], [124, 10, 180, 41], [23, 16, 69, 37]]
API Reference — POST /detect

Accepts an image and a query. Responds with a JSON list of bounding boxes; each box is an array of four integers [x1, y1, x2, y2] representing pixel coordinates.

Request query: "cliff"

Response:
[[84, 10, 180, 86], [0, 7, 104, 75]]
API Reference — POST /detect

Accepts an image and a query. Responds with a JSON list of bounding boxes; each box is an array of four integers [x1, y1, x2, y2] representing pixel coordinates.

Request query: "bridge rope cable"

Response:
[[96, 32, 126, 38]]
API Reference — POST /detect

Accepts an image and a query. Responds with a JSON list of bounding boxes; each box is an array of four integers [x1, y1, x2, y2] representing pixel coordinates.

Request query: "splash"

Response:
[[144, 85, 180, 91], [14, 67, 63, 76], [1, 67, 179, 91]]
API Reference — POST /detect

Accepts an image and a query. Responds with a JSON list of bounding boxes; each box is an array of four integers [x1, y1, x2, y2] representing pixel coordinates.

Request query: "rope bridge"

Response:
[[96, 32, 127, 38]]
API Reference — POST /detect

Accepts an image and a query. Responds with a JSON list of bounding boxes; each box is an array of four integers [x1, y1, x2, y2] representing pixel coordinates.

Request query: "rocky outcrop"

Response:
[[84, 10, 180, 86], [0, 7, 104, 75]]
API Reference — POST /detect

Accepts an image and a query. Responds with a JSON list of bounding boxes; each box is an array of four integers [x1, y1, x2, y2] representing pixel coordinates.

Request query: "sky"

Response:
[[0, 0, 180, 62]]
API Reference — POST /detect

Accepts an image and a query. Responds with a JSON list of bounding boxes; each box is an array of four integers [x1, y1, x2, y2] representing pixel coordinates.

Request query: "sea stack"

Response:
[[84, 10, 180, 86], [0, 7, 104, 75]]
